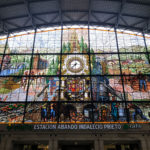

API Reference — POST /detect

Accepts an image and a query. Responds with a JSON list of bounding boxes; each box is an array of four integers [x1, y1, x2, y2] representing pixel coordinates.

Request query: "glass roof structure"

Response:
[[1, 0, 150, 34]]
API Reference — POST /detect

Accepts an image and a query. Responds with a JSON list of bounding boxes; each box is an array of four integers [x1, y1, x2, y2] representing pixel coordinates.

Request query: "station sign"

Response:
[[7, 123, 142, 131]]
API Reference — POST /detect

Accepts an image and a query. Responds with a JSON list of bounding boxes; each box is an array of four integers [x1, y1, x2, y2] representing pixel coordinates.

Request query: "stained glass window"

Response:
[[0, 26, 149, 123]]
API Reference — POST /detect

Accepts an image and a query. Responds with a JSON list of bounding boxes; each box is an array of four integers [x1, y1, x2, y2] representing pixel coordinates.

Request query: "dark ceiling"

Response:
[[0, 0, 150, 34]]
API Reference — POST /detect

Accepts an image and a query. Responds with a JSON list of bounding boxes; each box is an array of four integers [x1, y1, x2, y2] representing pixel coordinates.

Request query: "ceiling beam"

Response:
[[130, 19, 145, 28], [91, 12, 102, 23], [34, 15, 49, 24], [78, 13, 88, 21], [23, 0, 36, 29], [93, 0, 150, 7], [63, 13, 73, 21], [5, 20, 21, 28], [0, 0, 56, 8], [57, 0, 62, 25], [88, 0, 92, 26], [0, 17, 8, 33], [103, 15, 116, 23], [1, 0, 150, 9], [0, 21, 146, 35], [48, 13, 59, 23], [2, 10, 148, 22], [115, 0, 126, 28], [120, 16, 129, 26]]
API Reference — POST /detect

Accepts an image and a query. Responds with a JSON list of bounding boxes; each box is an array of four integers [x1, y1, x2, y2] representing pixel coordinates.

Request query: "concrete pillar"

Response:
[[5, 137, 13, 150], [48, 139, 53, 150], [0, 135, 7, 150], [145, 135, 150, 150], [99, 140, 104, 150], [146, 139, 150, 150], [53, 139, 58, 150], [48, 138, 58, 150], [140, 139, 148, 150], [95, 139, 104, 150], [94, 140, 99, 150]]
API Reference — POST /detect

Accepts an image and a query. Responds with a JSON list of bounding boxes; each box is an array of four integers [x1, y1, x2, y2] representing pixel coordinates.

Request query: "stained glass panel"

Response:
[[117, 30, 145, 52], [92, 76, 124, 102], [60, 77, 91, 101], [0, 27, 150, 123], [1, 55, 31, 76], [61, 54, 89, 75], [6, 30, 34, 54], [0, 35, 7, 54], [0, 103, 25, 123], [63, 26, 88, 54], [93, 102, 126, 122], [34, 27, 61, 53], [31, 55, 60, 75], [27, 77, 59, 101], [90, 27, 117, 53], [91, 54, 120, 75], [127, 103, 150, 122], [59, 102, 93, 123], [24, 103, 58, 123], [0, 77, 27, 102], [120, 54, 150, 74]]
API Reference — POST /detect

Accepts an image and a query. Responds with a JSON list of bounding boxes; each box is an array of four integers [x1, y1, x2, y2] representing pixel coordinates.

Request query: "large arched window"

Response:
[[0, 26, 149, 123]]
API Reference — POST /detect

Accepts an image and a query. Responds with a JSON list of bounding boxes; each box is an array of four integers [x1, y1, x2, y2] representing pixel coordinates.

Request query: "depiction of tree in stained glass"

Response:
[[31, 55, 60, 75], [1, 55, 31, 76], [62, 28, 88, 53], [91, 54, 120, 75], [0, 103, 25, 123], [0, 27, 150, 124], [61, 29, 90, 75]]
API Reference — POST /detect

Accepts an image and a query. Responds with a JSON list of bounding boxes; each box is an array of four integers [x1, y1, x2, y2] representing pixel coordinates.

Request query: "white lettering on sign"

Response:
[[57, 124, 78, 129], [34, 124, 57, 130], [33, 124, 134, 130]]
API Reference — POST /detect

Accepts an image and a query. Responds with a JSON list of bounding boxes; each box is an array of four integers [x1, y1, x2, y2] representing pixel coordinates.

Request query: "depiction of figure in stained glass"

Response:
[[128, 103, 149, 122], [100, 105, 110, 121], [41, 104, 47, 122], [50, 104, 56, 121], [92, 57, 124, 101], [110, 96, 119, 122], [138, 71, 147, 91], [48, 77, 59, 101]]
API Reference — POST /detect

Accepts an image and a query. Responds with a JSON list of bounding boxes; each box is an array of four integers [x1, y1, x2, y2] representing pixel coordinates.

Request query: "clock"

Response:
[[66, 57, 84, 73]]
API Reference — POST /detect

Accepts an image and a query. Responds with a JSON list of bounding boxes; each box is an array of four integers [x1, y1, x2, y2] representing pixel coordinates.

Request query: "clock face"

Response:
[[66, 57, 84, 73]]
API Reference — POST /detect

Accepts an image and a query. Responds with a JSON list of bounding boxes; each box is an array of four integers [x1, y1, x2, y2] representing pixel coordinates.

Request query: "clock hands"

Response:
[[66, 57, 84, 73], [71, 63, 77, 68]]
